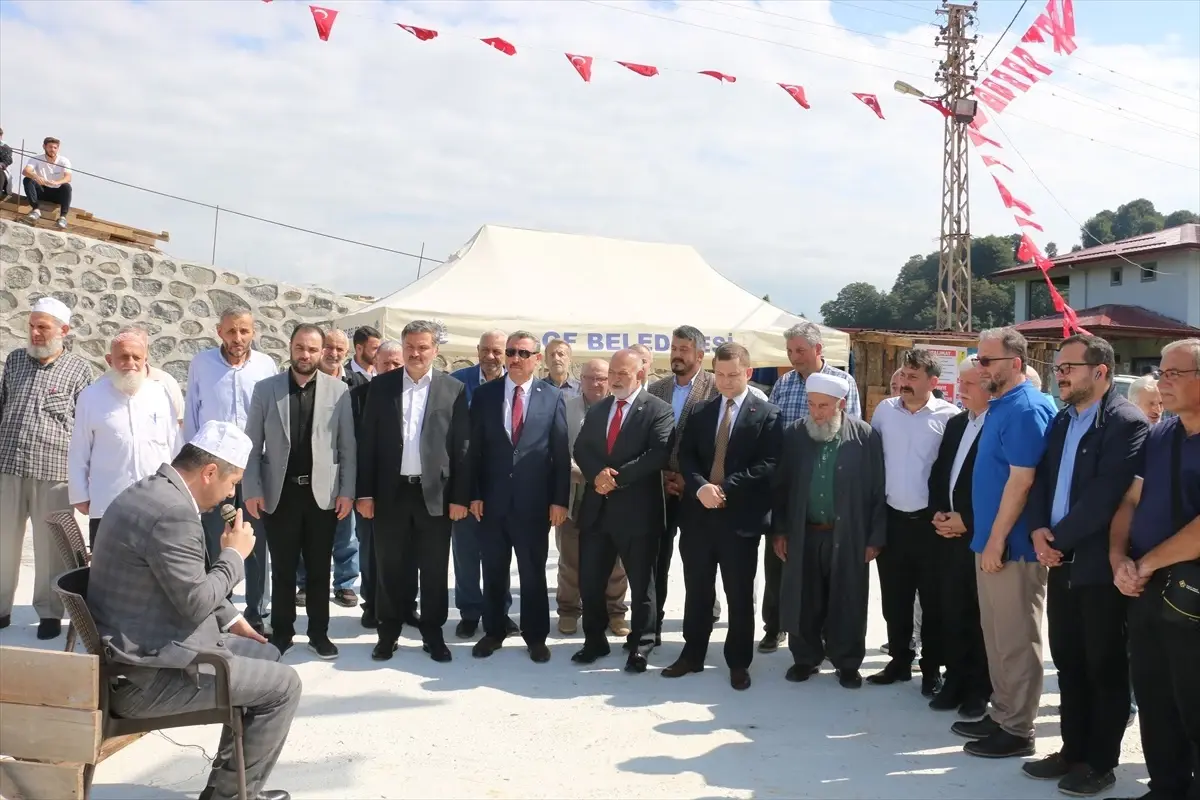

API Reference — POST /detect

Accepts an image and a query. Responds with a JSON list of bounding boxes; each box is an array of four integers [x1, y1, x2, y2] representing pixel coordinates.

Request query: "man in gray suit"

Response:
[[89, 420, 300, 800], [244, 324, 356, 660]]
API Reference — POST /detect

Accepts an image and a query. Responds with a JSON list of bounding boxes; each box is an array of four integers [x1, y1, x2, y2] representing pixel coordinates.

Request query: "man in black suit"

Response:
[[356, 320, 470, 663], [927, 357, 992, 719], [345, 326, 381, 389], [662, 343, 781, 690], [468, 331, 570, 663], [571, 349, 675, 673]]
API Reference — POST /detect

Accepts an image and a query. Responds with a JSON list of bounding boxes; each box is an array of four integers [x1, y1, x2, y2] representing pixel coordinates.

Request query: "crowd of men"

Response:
[[0, 290, 1197, 800]]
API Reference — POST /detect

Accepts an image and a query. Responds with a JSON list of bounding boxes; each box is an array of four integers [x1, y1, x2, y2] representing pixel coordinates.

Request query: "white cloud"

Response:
[[1, 0, 1196, 319]]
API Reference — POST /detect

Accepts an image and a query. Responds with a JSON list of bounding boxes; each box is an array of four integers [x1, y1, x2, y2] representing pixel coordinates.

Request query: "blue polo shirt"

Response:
[[1130, 416, 1200, 558], [971, 380, 1056, 561]]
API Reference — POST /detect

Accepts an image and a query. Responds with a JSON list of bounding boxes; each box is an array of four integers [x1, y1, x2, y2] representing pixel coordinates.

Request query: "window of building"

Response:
[[1110, 267, 1122, 286], [1140, 262, 1157, 282]]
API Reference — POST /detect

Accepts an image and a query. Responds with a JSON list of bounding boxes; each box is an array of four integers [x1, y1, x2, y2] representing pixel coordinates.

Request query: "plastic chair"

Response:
[[46, 510, 89, 652]]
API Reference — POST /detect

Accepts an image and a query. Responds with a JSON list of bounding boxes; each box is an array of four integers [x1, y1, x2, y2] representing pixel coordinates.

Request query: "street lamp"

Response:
[[893, 80, 929, 98]]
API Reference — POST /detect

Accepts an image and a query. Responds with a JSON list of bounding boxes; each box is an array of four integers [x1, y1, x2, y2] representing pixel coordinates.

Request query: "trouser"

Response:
[[375, 482, 450, 644], [481, 513, 551, 646], [790, 527, 868, 672], [581, 525, 658, 651], [23, 177, 72, 216], [761, 537, 783, 636], [655, 494, 681, 634], [1047, 564, 1129, 774], [263, 481, 336, 643], [110, 636, 301, 800], [89, 518, 101, 549], [679, 525, 758, 670], [202, 484, 269, 624], [976, 555, 1047, 739], [452, 513, 510, 623], [1, 167, 9, 197], [934, 532, 989, 701], [0, 474, 69, 619], [555, 516, 628, 619], [1129, 574, 1200, 800], [356, 511, 380, 613], [877, 507, 942, 676], [297, 509, 359, 592]]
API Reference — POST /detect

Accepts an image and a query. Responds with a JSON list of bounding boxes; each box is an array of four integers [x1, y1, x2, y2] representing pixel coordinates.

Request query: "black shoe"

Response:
[[1023, 753, 1074, 780], [757, 632, 786, 653], [0, 614, 10, 629], [963, 729, 1035, 758], [248, 618, 269, 638], [361, 609, 378, 629], [308, 637, 338, 660], [951, 715, 1000, 739], [424, 640, 452, 663], [270, 637, 294, 656], [662, 658, 704, 678], [959, 696, 988, 719], [37, 619, 62, 640], [625, 652, 648, 673], [295, 589, 306, 607], [371, 639, 399, 661], [200, 789, 290, 800], [866, 659, 912, 685], [921, 674, 944, 698], [837, 669, 863, 689], [505, 617, 520, 637], [456, 619, 479, 639], [472, 635, 504, 658], [929, 685, 963, 711], [572, 642, 611, 663], [730, 668, 751, 691], [529, 643, 551, 663], [1057, 767, 1115, 797], [785, 664, 819, 682]]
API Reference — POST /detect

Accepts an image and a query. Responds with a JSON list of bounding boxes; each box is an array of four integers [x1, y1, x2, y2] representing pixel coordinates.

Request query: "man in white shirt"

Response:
[[97, 327, 185, 425], [69, 329, 181, 545], [867, 349, 959, 696], [22, 136, 73, 229]]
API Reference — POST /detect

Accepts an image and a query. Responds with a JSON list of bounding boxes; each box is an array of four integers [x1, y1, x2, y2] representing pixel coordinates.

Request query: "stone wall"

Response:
[[0, 220, 365, 383]]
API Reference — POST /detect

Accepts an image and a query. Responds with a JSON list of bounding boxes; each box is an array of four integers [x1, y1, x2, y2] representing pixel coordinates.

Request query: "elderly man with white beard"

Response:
[[772, 372, 886, 688], [70, 328, 182, 546]]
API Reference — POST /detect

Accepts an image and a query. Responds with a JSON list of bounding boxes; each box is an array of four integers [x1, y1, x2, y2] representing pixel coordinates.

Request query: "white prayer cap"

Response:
[[806, 371, 850, 400], [189, 421, 253, 470], [30, 296, 72, 326]]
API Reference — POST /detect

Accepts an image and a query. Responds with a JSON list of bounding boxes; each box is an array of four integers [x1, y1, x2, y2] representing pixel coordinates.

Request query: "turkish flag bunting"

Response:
[[968, 127, 1002, 148], [853, 92, 885, 120], [992, 176, 1036, 217], [1062, 0, 1076, 37], [565, 53, 593, 82], [699, 70, 736, 83], [1017, 234, 1042, 263], [309, 6, 337, 41], [1014, 215, 1045, 232], [398, 24, 438, 41], [618, 61, 659, 77], [919, 98, 952, 118], [1021, 24, 1045, 43], [481, 37, 516, 55], [982, 154, 1014, 172], [778, 83, 810, 109]]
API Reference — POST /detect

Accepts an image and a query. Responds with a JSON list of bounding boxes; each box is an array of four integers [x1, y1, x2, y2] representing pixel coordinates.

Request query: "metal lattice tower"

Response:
[[934, 2, 979, 331]]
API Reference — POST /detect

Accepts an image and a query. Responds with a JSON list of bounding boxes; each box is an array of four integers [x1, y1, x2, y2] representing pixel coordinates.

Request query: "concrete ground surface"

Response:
[[3, 525, 1149, 799]]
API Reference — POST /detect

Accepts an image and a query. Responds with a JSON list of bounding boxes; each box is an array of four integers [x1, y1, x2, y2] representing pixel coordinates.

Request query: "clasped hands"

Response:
[[931, 511, 966, 538], [594, 467, 619, 496], [697, 483, 726, 510], [1112, 555, 1153, 597]]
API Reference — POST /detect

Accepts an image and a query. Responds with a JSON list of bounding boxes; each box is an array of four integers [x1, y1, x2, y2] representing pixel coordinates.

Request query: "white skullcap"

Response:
[[30, 297, 72, 326], [189, 421, 253, 470], [806, 371, 850, 400]]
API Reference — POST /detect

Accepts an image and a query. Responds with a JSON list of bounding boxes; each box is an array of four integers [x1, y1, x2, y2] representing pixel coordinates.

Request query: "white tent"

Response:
[[337, 225, 849, 368]]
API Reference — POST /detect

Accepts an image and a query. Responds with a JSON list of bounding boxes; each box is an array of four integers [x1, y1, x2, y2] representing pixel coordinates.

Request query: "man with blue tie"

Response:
[[468, 332, 571, 662]]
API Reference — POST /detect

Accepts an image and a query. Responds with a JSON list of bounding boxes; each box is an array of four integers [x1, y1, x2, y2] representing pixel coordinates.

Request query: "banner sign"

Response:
[[540, 330, 733, 353], [915, 343, 976, 404]]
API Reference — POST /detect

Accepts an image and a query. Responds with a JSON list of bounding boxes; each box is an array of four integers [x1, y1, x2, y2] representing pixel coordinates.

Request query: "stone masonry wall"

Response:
[[0, 220, 365, 383]]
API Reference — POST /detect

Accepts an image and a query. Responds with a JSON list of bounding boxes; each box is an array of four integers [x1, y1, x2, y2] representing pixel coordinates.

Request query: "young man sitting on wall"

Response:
[[23, 136, 73, 230]]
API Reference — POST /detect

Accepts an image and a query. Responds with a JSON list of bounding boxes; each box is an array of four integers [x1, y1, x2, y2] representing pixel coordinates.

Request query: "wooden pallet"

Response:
[[0, 197, 169, 252]]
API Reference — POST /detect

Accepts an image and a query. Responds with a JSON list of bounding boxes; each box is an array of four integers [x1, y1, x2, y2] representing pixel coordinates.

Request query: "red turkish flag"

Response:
[[777, 83, 810, 109], [618, 61, 658, 77], [1015, 215, 1044, 232], [919, 98, 951, 118], [565, 53, 593, 83], [992, 176, 1036, 217], [967, 126, 1002, 148], [982, 155, 1013, 172], [853, 92, 885, 120], [1021, 24, 1045, 43], [309, 6, 337, 41], [397, 24, 438, 41], [1017, 234, 1042, 263], [1062, 0, 1076, 37], [481, 37, 516, 56], [699, 70, 736, 83]]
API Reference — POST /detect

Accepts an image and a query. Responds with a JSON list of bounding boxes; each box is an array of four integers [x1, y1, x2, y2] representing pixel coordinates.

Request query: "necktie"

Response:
[[710, 398, 735, 484], [512, 385, 524, 444], [606, 399, 627, 454]]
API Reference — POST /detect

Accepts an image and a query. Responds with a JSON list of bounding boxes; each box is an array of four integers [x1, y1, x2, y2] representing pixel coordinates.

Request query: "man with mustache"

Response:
[[0, 297, 92, 639], [772, 372, 885, 689], [544, 339, 581, 398], [69, 327, 182, 547], [1128, 375, 1163, 426]]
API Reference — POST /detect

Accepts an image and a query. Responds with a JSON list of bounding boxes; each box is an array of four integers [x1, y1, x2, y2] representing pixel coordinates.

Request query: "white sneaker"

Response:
[[56, 216, 68, 230], [25, 209, 41, 222]]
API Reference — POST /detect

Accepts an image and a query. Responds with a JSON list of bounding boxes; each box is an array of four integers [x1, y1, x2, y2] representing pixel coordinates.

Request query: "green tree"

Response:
[[819, 282, 893, 328], [1078, 199, 1195, 248], [1165, 209, 1199, 227], [1045, 241, 1058, 258]]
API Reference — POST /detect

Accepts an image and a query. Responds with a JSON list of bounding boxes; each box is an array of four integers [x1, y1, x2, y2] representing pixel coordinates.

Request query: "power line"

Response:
[[1044, 89, 1199, 140], [830, 0, 939, 27], [979, 0, 1028, 70], [1073, 54, 1200, 104], [998, 113, 1200, 170]]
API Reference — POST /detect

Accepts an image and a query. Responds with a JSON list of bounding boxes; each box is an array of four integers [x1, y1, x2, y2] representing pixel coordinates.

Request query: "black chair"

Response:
[[53, 566, 248, 800], [46, 510, 89, 652]]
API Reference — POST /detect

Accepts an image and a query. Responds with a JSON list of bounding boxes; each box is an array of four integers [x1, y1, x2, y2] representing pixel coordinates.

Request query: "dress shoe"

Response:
[[757, 632, 786, 653], [472, 635, 504, 658], [371, 640, 399, 661], [200, 788, 290, 800], [1022, 753, 1074, 781], [785, 664, 819, 683], [661, 658, 703, 678], [424, 640, 452, 663], [505, 617, 521, 637], [558, 616, 578, 635], [929, 686, 962, 711], [571, 643, 611, 664], [294, 589, 306, 607], [308, 637, 338, 660], [456, 619, 479, 639], [837, 669, 863, 689], [333, 589, 358, 608], [249, 618, 269, 638], [959, 696, 988, 719], [37, 619, 62, 640], [921, 674, 944, 698], [730, 668, 751, 691], [608, 616, 631, 637], [625, 652, 648, 673], [0, 614, 10, 629], [951, 715, 1000, 739], [1057, 767, 1115, 797], [866, 660, 913, 685], [963, 729, 1035, 759], [529, 643, 551, 663], [361, 609, 378, 629]]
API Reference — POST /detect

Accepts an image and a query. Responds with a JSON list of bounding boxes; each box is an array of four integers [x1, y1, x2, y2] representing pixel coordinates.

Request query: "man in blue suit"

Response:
[[468, 331, 571, 662], [449, 330, 517, 638]]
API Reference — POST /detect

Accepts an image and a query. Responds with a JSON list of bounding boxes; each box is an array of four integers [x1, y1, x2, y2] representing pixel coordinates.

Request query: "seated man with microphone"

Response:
[[89, 421, 301, 800]]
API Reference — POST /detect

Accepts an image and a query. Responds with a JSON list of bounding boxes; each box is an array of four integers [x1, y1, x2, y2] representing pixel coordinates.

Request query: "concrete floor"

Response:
[[3, 524, 1149, 799]]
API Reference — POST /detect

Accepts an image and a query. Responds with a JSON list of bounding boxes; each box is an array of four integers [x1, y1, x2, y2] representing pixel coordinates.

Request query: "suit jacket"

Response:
[[357, 367, 470, 516], [450, 364, 503, 407], [565, 393, 597, 520], [927, 410, 978, 533], [243, 370, 356, 514], [648, 369, 718, 473], [89, 465, 243, 681], [343, 360, 370, 389], [469, 378, 571, 523], [573, 390, 675, 537], [349, 381, 370, 438], [678, 394, 781, 536]]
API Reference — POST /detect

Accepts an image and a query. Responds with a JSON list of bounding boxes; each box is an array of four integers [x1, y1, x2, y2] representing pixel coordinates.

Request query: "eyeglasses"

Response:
[[1153, 368, 1200, 381], [976, 356, 1015, 368], [1052, 362, 1093, 376], [505, 348, 536, 359]]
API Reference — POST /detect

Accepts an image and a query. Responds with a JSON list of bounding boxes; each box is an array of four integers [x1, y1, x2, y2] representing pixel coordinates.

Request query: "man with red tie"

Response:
[[571, 350, 675, 673]]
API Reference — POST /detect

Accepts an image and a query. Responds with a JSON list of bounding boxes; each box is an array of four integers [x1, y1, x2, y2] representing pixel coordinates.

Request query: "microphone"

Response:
[[219, 504, 238, 528]]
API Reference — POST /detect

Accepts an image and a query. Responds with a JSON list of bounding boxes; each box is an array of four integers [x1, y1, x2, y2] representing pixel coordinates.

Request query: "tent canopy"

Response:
[[338, 225, 849, 368]]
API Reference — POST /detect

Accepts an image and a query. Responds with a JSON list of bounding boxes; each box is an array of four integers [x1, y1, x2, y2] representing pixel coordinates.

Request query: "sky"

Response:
[[1, 0, 1197, 321]]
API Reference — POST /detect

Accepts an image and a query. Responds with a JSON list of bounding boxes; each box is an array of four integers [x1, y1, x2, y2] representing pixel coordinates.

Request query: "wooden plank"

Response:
[[0, 647, 98, 711], [0, 704, 101, 765], [97, 733, 146, 763], [0, 760, 85, 800]]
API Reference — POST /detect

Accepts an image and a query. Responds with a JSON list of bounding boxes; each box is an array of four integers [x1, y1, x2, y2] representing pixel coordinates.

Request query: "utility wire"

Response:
[[708, 0, 943, 56], [998, 113, 1200, 171], [830, 0, 938, 27], [1074, 54, 1200, 104], [1044, 90, 1199, 139], [979, 0, 1028, 71]]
